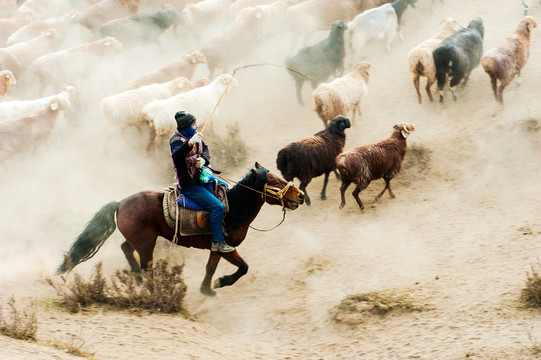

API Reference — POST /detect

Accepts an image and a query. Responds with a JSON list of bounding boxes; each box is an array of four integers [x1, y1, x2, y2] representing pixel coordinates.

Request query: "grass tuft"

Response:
[[47, 259, 188, 315], [0, 296, 38, 341]]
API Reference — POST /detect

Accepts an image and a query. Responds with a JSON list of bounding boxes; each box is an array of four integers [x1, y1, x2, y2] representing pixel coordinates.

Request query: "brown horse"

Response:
[[57, 163, 305, 296]]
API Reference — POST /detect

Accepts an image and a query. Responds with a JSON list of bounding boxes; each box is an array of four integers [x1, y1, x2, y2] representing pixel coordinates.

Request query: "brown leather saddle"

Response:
[[162, 182, 229, 236]]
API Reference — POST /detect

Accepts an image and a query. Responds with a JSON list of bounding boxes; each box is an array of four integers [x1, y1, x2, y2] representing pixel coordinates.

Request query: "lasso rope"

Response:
[[198, 63, 313, 134]]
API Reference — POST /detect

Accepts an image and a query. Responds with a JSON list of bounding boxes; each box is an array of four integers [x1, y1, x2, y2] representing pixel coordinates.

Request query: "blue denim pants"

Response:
[[181, 177, 226, 243]]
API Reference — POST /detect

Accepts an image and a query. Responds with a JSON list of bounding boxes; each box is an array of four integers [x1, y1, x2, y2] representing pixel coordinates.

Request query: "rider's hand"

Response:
[[195, 157, 205, 169], [189, 132, 203, 146]]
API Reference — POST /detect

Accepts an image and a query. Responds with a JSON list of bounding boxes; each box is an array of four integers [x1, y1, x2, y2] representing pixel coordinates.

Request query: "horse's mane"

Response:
[[224, 167, 268, 231]]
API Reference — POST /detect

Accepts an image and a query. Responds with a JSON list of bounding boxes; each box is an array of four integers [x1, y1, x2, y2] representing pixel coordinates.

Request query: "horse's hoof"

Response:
[[200, 286, 217, 297], [213, 278, 221, 289]]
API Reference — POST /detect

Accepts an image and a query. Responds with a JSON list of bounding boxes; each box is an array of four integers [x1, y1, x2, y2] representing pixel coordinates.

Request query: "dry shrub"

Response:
[[520, 118, 540, 133], [0, 296, 38, 341], [330, 290, 429, 325], [48, 259, 187, 314], [520, 262, 541, 308], [205, 121, 247, 170]]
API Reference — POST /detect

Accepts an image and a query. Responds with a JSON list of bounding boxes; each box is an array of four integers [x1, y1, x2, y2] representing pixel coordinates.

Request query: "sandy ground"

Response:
[[1, 0, 541, 359]]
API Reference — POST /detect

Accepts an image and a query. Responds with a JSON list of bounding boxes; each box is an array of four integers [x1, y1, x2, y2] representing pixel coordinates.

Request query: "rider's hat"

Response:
[[174, 111, 196, 131]]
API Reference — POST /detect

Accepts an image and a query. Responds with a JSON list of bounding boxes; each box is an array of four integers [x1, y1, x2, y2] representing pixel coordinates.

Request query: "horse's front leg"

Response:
[[200, 251, 221, 296], [213, 250, 248, 290]]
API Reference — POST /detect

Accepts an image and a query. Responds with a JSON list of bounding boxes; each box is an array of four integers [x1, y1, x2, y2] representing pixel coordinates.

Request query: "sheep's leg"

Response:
[[299, 182, 311, 206], [320, 172, 330, 200], [489, 74, 498, 101], [295, 79, 305, 106], [333, 169, 341, 180], [376, 178, 395, 201], [339, 180, 352, 209], [498, 80, 509, 106], [413, 74, 422, 104], [351, 185, 366, 212], [426, 77, 435, 102]]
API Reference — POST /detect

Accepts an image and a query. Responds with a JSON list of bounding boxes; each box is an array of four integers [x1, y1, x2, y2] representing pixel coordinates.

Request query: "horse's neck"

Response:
[[224, 188, 264, 231]]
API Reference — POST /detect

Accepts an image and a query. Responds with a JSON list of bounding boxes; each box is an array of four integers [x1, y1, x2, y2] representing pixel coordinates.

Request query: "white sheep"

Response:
[[78, 0, 141, 32], [14, 0, 71, 21], [101, 77, 193, 130], [4, 29, 62, 73], [125, 50, 206, 90], [407, 18, 460, 104], [181, 0, 235, 45], [0, 85, 76, 122], [312, 62, 373, 127], [7, 11, 79, 46], [0, 97, 69, 168], [346, 0, 417, 65], [142, 73, 238, 153], [30, 36, 123, 95]]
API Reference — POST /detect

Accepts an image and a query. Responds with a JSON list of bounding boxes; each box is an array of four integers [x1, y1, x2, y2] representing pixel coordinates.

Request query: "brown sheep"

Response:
[[0, 97, 68, 168], [407, 18, 460, 104], [336, 123, 415, 211], [481, 15, 537, 105], [276, 115, 351, 206], [312, 62, 373, 127], [0, 70, 16, 98], [125, 50, 207, 90]]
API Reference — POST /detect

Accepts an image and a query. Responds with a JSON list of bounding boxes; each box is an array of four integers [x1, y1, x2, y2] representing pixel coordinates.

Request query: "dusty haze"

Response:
[[1, 0, 541, 359]]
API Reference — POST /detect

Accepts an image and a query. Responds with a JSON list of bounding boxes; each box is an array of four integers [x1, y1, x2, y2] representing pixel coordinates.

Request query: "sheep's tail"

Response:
[[57, 201, 119, 274], [415, 61, 425, 76], [313, 87, 345, 124]]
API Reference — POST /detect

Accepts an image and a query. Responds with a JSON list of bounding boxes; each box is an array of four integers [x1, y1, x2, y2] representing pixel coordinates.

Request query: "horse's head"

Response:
[[253, 162, 304, 209]]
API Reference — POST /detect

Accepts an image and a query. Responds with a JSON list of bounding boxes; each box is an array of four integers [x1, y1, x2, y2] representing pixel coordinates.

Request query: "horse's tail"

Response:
[[57, 201, 119, 274]]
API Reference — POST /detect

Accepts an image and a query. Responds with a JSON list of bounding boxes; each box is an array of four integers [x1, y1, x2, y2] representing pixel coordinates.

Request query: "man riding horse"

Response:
[[169, 110, 235, 253]]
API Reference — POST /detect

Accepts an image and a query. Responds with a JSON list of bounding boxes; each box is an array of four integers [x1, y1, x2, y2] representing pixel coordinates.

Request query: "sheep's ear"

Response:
[[104, 39, 112, 46], [400, 125, 412, 139], [50, 102, 59, 111]]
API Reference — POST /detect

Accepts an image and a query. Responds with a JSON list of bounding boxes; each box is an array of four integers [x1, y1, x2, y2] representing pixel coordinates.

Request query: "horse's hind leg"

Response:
[[213, 250, 248, 290], [121, 241, 140, 273], [200, 251, 221, 297]]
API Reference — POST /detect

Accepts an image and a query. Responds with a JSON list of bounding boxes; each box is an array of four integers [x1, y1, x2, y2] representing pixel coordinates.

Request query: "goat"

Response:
[[285, 20, 348, 106], [0, 98, 68, 168], [433, 17, 484, 104], [276, 115, 351, 206], [481, 16, 537, 106], [30, 36, 123, 95], [142, 73, 238, 153], [0, 70, 16, 98], [126, 50, 206, 90], [99, 8, 181, 45], [407, 18, 460, 104], [336, 123, 415, 211], [312, 62, 373, 127], [346, 0, 417, 64]]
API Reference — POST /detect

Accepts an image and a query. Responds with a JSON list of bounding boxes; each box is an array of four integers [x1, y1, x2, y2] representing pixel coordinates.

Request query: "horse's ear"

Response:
[[254, 162, 261, 168], [251, 168, 259, 177]]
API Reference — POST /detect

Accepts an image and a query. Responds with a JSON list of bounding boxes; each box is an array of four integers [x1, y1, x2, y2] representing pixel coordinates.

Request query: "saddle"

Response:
[[162, 182, 229, 236]]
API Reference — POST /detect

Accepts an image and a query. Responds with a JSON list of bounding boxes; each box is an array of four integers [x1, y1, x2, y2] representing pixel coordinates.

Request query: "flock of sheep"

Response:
[[0, 0, 537, 214]]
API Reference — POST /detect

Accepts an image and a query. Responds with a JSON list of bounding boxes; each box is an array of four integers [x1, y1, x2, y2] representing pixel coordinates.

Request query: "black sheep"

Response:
[[285, 20, 348, 106], [99, 8, 182, 45], [433, 17, 484, 103], [276, 115, 351, 206]]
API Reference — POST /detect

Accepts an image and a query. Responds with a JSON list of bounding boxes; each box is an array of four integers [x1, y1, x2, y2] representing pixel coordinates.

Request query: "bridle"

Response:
[[217, 173, 297, 232], [262, 181, 295, 208]]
